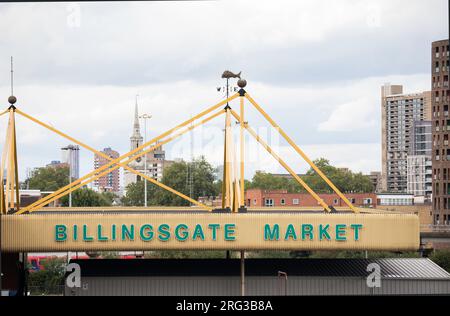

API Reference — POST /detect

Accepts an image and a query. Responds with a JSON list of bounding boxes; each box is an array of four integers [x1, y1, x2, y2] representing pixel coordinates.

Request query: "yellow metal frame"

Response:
[[244, 92, 357, 213], [17, 108, 228, 213], [1, 87, 357, 215], [0, 108, 20, 214], [13, 93, 238, 213], [15, 109, 227, 213], [229, 109, 332, 212]]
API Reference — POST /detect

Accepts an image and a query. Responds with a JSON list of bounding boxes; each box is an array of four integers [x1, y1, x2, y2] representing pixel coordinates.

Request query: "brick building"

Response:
[[94, 147, 120, 193], [431, 39, 450, 226], [244, 189, 377, 208]]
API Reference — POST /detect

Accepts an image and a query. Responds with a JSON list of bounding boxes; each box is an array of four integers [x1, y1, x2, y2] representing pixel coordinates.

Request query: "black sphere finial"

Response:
[[237, 79, 247, 88], [8, 95, 17, 105]]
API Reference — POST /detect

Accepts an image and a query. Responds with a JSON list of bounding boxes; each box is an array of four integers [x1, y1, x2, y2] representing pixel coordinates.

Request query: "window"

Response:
[[333, 199, 339, 205], [350, 198, 356, 204], [265, 198, 274, 207], [292, 198, 299, 205], [253, 199, 257, 206], [280, 198, 285, 206]]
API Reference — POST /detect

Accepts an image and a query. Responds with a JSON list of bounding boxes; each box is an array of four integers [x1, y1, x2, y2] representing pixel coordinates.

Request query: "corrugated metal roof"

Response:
[[70, 258, 450, 280]]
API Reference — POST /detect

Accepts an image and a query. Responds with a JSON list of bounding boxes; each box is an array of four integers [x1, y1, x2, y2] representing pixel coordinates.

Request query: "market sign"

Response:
[[1, 212, 419, 252]]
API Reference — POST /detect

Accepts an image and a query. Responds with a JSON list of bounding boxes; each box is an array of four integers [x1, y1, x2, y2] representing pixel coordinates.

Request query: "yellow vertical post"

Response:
[[239, 96, 245, 207], [12, 111, 20, 212], [221, 129, 227, 208]]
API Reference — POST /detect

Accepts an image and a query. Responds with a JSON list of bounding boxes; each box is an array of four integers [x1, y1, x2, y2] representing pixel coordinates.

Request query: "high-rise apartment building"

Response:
[[407, 121, 432, 200], [381, 84, 432, 193], [61, 144, 80, 179], [94, 147, 120, 193], [431, 39, 450, 225]]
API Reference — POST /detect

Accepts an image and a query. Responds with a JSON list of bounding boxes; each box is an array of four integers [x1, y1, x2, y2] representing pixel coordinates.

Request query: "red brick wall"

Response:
[[245, 189, 377, 208]]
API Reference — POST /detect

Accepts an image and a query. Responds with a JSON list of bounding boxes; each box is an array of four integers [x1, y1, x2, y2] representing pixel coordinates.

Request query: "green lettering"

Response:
[[350, 224, 363, 241], [98, 224, 108, 241], [208, 224, 220, 241], [73, 224, 78, 241], [192, 224, 205, 241], [264, 224, 279, 241], [55, 225, 67, 242], [122, 224, 135, 241], [301, 224, 314, 240], [224, 224, 236, 241], [175, 224, 189, 241], [284, 224, 297, 240], [112, 224, 116, 241], [319, 224, 331, 241], [158, 224, 170, 241], [140, 224, 154, 241], [83, 225, 93, 242], [335, 224, 347, 241]]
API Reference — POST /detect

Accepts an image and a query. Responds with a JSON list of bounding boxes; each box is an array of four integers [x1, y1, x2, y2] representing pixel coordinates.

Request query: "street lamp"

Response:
[[139, 113, 152, 207], [62, 145, 80, 208]]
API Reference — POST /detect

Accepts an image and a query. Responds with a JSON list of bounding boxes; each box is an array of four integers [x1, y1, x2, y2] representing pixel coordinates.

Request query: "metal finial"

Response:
[[8, 56, 16, 105]]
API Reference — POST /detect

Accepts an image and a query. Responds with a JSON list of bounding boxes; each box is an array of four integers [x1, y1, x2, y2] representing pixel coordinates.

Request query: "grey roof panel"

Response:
[[69, 258, 450, 280]]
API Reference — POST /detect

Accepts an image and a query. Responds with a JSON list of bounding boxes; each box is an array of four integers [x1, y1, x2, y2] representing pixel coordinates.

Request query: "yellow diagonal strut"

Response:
[[244, 93, 357, 213], [229, 110, 332, 212], [17, 107, 228, 213], [15, 109, 223, 212], [16, 93, 237, 214]]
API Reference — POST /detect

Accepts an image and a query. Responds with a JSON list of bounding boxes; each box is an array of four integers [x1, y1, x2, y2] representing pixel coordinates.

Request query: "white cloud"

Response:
[[0, 0, 445, 184]]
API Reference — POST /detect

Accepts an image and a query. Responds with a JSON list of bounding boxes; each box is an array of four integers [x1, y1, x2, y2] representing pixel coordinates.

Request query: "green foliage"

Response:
[[248, 158, 374, 193], [27, 257, 66, 295], [122, 156, 219, 206], [430, 250, 450, 273], [60, 187, 112, 207], [26, 166, 70, 191]]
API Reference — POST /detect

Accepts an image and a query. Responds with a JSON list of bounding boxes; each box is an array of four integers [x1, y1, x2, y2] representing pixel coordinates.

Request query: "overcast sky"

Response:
[[0, 0, 448, 186]]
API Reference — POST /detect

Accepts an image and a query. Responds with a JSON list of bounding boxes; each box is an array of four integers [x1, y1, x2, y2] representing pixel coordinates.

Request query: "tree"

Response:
[[26, 166, 70, 191], [247, 159, 374, 194], [430, 250, 450, 273], [60, 187, 112, 207], [27, 257, 66, 295], [302, 158, 373, 193], [158, 156, 218, 206], [121, 156, 219, 206]]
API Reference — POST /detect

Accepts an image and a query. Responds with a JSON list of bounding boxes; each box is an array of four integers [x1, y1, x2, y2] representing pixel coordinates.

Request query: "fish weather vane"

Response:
[[217, 70, 242, 105]]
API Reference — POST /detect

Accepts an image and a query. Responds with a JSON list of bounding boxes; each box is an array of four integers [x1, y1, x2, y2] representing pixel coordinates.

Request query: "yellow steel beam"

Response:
[[17, 94, 237, 213], [239, 96, 245, 207], [0, 111, 13, 214], [229, 110, 331, 212], [20, 109, 226, 213], [0, 109, 9, 117], [15, 109, 212, 211], [244, 93, 357, 213], [11, 109, 20, 211]]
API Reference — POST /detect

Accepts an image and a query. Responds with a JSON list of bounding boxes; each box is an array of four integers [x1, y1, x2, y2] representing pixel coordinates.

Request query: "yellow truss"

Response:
[[1, 87, 357, 214]]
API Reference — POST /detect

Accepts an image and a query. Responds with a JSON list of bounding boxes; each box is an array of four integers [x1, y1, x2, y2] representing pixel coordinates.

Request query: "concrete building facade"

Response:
[[407, 120, 433, 200], [61, 145, 80, 180], [381, 84, 431, 193], [432, 39, 450, 226], [94, 147, 120, 193]]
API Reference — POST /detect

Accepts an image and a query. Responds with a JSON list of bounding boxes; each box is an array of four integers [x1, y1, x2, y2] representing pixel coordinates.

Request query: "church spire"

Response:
[[133, 96, 141, 136], [130, 95, 143, 150]]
